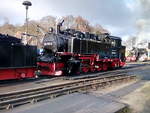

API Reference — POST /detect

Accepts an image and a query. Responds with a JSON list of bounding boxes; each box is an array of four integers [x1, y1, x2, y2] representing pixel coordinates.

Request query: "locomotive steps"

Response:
[[0, 73, 136, 112]]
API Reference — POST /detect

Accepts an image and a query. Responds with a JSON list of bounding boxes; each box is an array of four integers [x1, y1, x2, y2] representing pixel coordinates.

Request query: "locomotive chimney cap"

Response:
[[22, 1, 32, 6]]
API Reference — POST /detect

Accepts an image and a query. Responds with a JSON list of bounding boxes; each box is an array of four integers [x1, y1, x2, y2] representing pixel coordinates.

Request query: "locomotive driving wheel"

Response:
[[96, 65, 102, 71], [90, 66, 96, 72], [66, 59, 80, 75], [102, 63, 108, 71], [82, 67, 89, 73]]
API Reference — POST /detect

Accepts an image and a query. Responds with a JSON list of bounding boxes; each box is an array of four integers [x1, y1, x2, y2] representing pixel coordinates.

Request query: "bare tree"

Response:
[[0, 22, 16, 36], [62, 15, 75, 29], [73, 16, 91, 32], [40, 16, 56, 30], [92, 24, 109, 34], [0, 15, 110, 48], [124, 36, 137, 49]]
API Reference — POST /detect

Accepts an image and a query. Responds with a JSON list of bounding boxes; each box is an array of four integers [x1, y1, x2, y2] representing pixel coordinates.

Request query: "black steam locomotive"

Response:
[[38, 21, 125, 76], [0, 34, 37, 80]]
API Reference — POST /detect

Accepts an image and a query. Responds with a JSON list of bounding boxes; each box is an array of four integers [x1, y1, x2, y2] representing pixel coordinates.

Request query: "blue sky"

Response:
[[0, 0, 147, 40]]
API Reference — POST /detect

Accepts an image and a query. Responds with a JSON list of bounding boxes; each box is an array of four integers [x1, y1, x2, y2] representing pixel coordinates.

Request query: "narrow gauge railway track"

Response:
[[0, 74, 136, 111], [0, 76, 65, 87], [66, 70, 127, 80], [64, 67, 135, 80], [0, 72, 128, 100]]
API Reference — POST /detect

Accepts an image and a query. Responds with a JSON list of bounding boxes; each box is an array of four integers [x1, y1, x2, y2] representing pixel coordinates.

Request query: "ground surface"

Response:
[[4, 93, 127, 113], [121, 81, 150, 113], [112, 62, 150, 113], [120, 62, 150, 113]]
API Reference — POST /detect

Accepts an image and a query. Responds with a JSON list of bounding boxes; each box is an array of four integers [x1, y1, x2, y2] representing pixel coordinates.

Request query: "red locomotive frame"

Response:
[[0, 53, 125, 80], [0, 67, 36, 80], [37, 52, 125, 76]]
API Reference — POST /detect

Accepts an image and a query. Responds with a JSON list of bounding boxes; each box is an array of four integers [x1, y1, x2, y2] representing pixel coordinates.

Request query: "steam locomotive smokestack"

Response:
[[56, 20, 64, 34]]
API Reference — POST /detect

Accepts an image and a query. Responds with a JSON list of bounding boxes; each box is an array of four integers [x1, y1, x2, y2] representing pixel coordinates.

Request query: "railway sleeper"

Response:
[[4, 99, 31, 110], [31, 99, 37, 104]]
